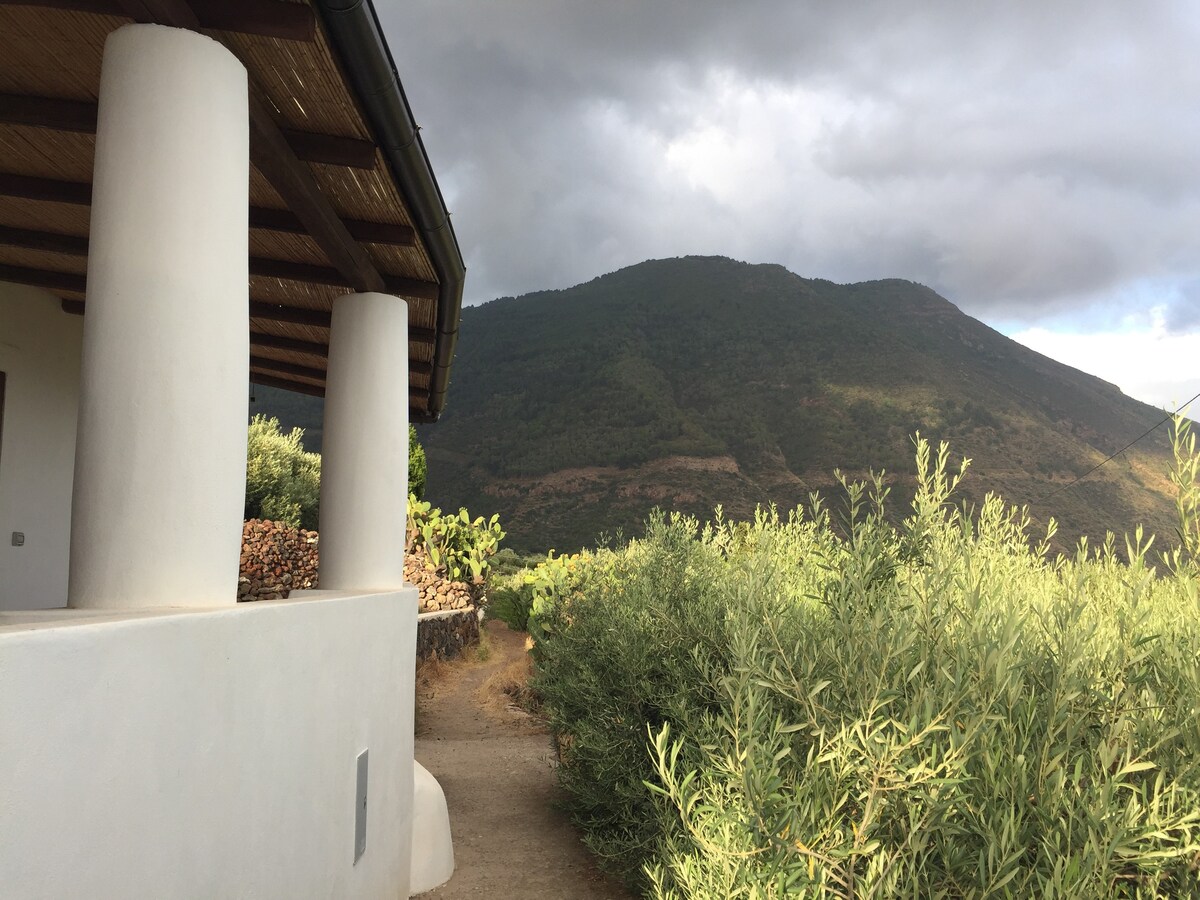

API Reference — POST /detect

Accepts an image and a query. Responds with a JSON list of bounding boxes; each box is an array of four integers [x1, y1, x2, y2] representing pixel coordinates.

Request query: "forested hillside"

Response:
[[256, 256, 1180, 553]]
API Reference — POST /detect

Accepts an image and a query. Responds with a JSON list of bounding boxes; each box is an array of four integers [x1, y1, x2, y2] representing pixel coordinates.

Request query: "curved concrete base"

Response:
[[409, 760, 454, 895]]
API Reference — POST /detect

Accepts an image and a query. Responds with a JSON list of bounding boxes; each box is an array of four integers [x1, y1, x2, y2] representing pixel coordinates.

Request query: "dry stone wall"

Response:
[[403, 546, 474, 612], [238, 519, 319, 601], [416, 608, 481, 662], [238, 520, 479, 620]]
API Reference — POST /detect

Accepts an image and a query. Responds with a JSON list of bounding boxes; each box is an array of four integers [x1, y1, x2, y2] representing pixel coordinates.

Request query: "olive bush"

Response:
[[533, 433, 1200, 898]]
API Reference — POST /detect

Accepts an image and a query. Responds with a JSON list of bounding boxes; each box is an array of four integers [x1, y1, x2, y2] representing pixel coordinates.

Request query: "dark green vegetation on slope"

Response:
[[253, 256, 1179, 553], [423, 256, 1177, 553]]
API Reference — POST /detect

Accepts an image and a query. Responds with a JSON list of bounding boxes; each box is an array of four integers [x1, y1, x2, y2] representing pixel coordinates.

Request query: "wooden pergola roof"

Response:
[[0, 0, 464, 422]]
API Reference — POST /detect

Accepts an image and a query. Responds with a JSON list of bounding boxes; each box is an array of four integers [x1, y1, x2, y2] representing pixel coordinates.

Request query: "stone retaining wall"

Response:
[[416, 608, 481, 662]]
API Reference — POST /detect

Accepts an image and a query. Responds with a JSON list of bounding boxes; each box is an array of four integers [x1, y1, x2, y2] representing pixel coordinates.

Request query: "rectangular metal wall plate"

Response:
[[354, 749, 368, 863]]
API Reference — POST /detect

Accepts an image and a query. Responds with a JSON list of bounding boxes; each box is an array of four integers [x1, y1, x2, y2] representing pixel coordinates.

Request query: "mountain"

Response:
[[258, 256, 1182, 555]]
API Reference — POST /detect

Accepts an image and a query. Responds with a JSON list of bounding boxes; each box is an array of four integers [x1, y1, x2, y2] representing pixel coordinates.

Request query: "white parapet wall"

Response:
[[0, 589, 417, 898], [0, 282, 83, 610]]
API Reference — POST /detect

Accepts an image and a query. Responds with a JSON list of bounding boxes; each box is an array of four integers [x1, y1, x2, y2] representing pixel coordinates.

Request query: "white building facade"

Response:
[[0, 3, 461, 895]]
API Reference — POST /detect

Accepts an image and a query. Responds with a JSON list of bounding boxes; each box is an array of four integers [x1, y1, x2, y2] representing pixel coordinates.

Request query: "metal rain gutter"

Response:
[[312, 0, 464, 423]]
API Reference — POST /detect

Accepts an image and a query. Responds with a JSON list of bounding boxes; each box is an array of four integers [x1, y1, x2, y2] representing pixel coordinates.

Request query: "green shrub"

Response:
[[533, 435, 1200, 897], [245, 414, 321, 529], [488, 550, 588, 632], [1167, 412, 1200, 572], [245, 417, 427, 530], [486, 580, 534, 631], [409, 424, 427, 501]]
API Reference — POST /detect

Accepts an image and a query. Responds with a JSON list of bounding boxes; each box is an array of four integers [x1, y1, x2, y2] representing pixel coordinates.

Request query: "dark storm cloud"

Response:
[[377, 1, 1200, 320]]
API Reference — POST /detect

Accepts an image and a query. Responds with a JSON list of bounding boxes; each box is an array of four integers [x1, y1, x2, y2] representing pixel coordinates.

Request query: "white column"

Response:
[[319, 293, 409, 591], [68, 25, 249, 609]]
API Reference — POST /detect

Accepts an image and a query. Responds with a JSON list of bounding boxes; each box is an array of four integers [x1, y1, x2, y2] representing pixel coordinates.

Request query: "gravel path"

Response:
[[414, 622, 634, 899]]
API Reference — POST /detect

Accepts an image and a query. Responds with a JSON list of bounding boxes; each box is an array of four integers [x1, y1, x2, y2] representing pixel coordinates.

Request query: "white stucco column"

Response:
[[68, 25, 249, 609], [319, 293, 409, 590]]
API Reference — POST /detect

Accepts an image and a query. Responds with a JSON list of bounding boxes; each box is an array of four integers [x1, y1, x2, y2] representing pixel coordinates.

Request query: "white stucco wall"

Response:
[[0, 589, 417, 898], [0, 281, 83, 610]]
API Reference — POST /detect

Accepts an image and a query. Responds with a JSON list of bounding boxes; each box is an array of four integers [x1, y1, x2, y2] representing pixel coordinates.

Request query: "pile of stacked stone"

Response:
[[404, 545, 475, 612], [237, 519, 319, 601], [237, 519, 476, 614]]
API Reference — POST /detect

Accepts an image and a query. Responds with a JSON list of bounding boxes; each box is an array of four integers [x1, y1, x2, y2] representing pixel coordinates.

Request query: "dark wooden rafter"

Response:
[[246, 90, 386, 294], [250, 257, 347, 287], [42, 316, 435, 377], [253, 257, 441, 297], [249, 372, 324, 398], [0, 172, 91, 204], [249, 300, 330, 329], [249, 300, 437, 342], [0, 223, 436, 297], [279, 129, 376, 170], [250, 371, 432, 404], [0, 93, 95, 132], [250, 331, 327, 357], [250, 354, 324, 382], [0, 93, 378, 170], [0, 263, 84, 293], [0, 0, 316, 42], [248, 207, 414, 246], [1, 264, 438, 342], [0, 224, 88, 255], [0, 174, 416, 247], [249, 331, 434, 376]]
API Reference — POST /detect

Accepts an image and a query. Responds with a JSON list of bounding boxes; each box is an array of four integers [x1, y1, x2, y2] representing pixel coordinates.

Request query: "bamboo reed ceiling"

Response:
[[0, 0, 451, 416]]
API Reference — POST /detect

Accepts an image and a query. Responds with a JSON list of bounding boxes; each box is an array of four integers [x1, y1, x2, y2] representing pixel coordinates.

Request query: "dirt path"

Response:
[[414, 622, 634, 899]]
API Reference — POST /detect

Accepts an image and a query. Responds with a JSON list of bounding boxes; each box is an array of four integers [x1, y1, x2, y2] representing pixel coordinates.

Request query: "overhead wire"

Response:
[[1039, 387, 1200, 501]]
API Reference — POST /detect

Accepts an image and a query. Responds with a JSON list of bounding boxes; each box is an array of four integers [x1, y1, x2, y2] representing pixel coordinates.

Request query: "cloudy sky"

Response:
[[378, 1, 1200, 410]]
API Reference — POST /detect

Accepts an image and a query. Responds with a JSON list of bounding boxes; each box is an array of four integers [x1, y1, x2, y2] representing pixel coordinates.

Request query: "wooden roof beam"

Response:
[[0, 263, 85, 293], [0, 172, 92, 205], [249, 372, 325, 398], [0, 173, 416, 246], [247, 90, 386, 294], [250, 300, 437, 342], [0, 224, 436, 296], [250, 371, 432, 405], [0, 0, 316, 42], [0, 224, 88, 255], [0, 265, 438, 341], [0, 93, 378, 170], [252, 257, 440, 298], [249, 300, 331, 329], [250, 331, 327, 357], [249, 331, 434, 377], [250, 354, 325, 383], [279, 128, 376, 171], [0, 93, 96, 132], [248, 207, 414, 246]]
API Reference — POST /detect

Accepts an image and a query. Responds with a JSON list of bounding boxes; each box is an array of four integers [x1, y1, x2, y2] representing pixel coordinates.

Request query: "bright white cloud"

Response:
[[1009, 307, 1200, 410]]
